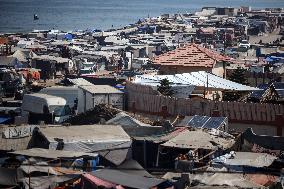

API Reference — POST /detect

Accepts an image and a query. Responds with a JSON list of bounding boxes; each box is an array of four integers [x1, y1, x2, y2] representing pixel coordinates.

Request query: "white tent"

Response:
[[133, 71, 259, 91]]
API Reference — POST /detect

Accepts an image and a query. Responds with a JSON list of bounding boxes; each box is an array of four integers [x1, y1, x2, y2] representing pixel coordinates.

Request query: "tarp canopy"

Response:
[[0, 167, 22, 186], [161, 129, 235, 150], [162, 171, 262, 188], [19, 161, 58, 175], [117, 159, 153, 177], [10, 148, 99, 159], [88, 169, 166, 189], [133, 71, 259, 91], [64, 33, 73, 40]]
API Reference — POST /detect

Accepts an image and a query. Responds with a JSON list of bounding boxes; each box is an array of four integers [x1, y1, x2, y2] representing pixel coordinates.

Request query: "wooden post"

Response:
[[275, 114, 284, 136], [155, 146, 160, 167], [212, 110, 220, 117], [161, 105, 168, 119], [132, 101, 136, 115], [143, 140, 147, 168]]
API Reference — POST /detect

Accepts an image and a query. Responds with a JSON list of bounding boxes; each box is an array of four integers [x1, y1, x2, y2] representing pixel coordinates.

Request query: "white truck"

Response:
[[21, 93, 72, 124]]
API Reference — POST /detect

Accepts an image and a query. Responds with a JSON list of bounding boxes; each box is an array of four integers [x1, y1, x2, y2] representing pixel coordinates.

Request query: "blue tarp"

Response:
[[265, 57, 274, 62], [0, 117, 11, 124], [64, 33, 73, 40]]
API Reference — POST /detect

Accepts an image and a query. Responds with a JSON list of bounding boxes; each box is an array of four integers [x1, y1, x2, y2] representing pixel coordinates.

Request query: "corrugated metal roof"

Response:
[[134, 71, 259, 91], [79, 85, 123, 94]]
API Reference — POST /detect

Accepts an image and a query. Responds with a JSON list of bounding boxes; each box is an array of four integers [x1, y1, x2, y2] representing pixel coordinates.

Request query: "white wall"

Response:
[[77, 88, 85, 114], [77, 88, 124, 113]]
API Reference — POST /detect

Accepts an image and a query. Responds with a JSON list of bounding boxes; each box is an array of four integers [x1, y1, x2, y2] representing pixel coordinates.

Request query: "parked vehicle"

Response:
[[39, 86, 78, 110], [78, 68, 97, 77], [21, 93, 72, 124], [238, 40, 251, 48]]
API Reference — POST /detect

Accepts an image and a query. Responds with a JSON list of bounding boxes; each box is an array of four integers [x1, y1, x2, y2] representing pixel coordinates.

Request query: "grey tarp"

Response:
[[242, 128, 284, 151], [106, 112, 151, 127], [21, 174, 80, 189], [10, 148, 98, 159], [91, 169, 166, 189], [161, 129, 235, 150], [223, 152, 277, 168], [29, 125, 132, 165], [163, 171, 263, 188], [117, 159, 153, 177], [19, 161, 58, 175], [0, 167, 21, 186]]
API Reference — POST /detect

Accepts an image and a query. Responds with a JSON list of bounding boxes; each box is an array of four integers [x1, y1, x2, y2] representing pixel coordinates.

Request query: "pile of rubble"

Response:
[[63, 105, 119, 125]]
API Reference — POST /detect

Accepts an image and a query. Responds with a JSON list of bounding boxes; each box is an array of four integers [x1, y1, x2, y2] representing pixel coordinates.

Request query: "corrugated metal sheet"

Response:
[[79, 85, 123, 94], [134, 71, 259, 91]]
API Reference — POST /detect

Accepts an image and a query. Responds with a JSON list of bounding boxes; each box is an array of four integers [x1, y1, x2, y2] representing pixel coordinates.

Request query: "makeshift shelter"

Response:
[[0, 56, 19, 68], [11, 49, 37, 63], [157, 129, 235, 170], [132, 127, 187, 168], [21, 174, 80, 189], [238, 128, 284, 156], [28, 125, 132, 165]]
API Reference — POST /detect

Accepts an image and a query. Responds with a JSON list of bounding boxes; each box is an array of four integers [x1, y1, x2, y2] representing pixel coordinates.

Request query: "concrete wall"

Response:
[[212, 62, 225, 78]]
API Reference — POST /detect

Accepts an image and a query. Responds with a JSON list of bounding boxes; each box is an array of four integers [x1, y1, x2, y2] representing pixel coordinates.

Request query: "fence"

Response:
[[126, 82, 284, 124]]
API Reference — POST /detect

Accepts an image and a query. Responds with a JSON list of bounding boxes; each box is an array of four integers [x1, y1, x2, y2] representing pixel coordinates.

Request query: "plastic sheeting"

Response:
[[213, 152, 277, 168], [0, 167, 21, 186], [21, 174, 80, 189], [89, 169, 166, 189], [32, 125, 132, 165], [134, 71, 259, 91], [106, 112, 151, 127], [161, 129, 235, 150]]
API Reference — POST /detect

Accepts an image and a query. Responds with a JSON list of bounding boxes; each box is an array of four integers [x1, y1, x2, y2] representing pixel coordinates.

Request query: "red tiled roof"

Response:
[[153, 43, 231, 68]]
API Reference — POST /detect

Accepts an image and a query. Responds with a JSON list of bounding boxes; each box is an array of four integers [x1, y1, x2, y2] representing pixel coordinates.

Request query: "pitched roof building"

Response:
[[152, 43, 232, 77]]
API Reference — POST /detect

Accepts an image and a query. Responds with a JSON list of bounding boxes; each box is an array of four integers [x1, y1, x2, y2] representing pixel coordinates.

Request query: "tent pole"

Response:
[[155, 145, 160, 167], [143, 140, 147, 168]]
